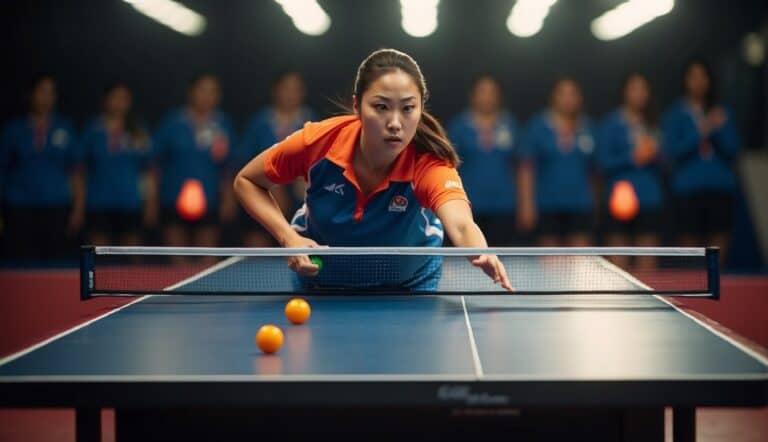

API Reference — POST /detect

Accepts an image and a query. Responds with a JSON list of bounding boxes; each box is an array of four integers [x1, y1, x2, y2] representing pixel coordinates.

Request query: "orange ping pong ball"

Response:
[[176, 179, 206, 222], [285, 298, 311, 325], [609, 180, 639, 222], [256, 325, 284, 354]]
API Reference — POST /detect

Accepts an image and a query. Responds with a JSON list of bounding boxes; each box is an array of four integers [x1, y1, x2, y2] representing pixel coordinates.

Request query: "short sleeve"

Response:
[[414, 160, 469, 212], [262, 128, 310, 185]]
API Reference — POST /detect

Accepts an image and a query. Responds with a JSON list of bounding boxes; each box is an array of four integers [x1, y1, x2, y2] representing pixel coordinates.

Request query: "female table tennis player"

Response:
[[234, 49, 511, 292]]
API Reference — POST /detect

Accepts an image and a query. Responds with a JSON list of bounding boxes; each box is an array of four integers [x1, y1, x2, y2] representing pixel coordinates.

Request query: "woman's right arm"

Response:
[[233, 151, 320, 275], [233, 151, 299, 246]]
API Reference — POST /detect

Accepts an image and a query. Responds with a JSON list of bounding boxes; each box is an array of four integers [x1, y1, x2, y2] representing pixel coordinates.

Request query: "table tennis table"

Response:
[[1, 248, 766, 441]]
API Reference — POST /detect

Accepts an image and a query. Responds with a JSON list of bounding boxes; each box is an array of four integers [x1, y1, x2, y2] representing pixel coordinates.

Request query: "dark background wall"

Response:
[[3, 0, 767, 147]]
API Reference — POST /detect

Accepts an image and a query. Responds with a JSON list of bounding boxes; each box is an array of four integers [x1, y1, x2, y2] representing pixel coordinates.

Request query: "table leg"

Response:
[[76, 408, 101, 442], [672, 407, 696, 442]]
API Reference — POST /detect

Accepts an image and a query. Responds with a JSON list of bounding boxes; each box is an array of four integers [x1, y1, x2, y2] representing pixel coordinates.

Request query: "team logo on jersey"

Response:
[[444, 180, 463, 189], [388, 195, 408, 212], [495, 126, 513, 150], [323, 183, 345, 196], [577, 134, 594, 154], [51, 129, 68, 148]]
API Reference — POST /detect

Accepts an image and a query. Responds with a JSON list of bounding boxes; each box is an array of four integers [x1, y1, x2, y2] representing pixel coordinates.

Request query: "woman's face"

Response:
[[355, 69, 422, 160], [31, 78, 57, 115], [273, 74, 306, 111], [684, 64, 710, 100], [470, 77, 501, 114], [189, 76, 221, 113], [551, 80, 582, 117], [104, 86, 133, 117], [623, 75, 650, 112]]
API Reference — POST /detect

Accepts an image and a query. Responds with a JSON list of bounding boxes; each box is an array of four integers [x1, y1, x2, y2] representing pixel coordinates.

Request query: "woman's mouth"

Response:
[[384, 136, 402, 146]]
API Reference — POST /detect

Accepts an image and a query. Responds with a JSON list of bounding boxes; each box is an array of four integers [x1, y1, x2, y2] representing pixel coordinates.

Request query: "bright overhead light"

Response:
[[591, 0, 674, 41], [401, 0, 439, 38], [507, 0, 558, 38], [274, 0, 331, 36], [123, 0, 206, 36]]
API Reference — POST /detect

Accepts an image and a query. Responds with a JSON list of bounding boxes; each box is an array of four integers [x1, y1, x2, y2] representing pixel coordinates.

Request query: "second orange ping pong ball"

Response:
[[256, 325, 284, 354], [285, 298, 311, 324]]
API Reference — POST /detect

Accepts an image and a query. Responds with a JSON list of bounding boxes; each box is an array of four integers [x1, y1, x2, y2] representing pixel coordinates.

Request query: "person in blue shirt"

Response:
[[661, 59, 740, 262], [152, 74, 237, 261], [239, 71, 315, 247], [80, 82, 154, 247], [0, 74, 81, 262], [597, 72, 663, 269], [447, 74, 520, 245], [518, 77, 597, 247]]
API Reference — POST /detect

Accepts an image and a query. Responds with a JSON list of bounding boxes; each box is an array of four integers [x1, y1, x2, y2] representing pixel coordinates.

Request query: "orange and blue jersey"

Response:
[[661, 100, 740, 196], [447, 110, 519, 213], [0, 114, 79, 207], [263, 115, 469, 290], [153, 108, 236, 208], [80, 117, 152, 211], [596, 109, 663, 210], [518, 111, 596, 213]]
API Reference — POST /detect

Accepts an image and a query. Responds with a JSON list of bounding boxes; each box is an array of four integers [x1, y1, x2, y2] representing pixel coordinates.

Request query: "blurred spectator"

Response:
[[80, 82, 154, 247], [240, 71, 314, 247], [597, 73, 663, 269], [661, 59, 741, 262], [0, 74, 81, 262], [152, 74, 237, 259], [518, 77, 596, 247], [448, 74, 520, 245]]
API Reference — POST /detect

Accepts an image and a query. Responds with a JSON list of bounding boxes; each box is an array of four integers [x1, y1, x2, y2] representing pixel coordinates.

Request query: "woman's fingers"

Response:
[[288, 255, 320, 276], [472, 255, 514, 292]]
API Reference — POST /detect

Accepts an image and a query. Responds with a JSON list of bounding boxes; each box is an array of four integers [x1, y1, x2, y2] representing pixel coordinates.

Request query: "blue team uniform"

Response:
[[519, 112, 596, 213], [153, 108, 237, 212], [241, 106, 315, 162], [447, 110, 518, 213], [661, 100, 740, 196], [80, 117, 152, 212], [597, 109, 663, 211], [0, 114, 79, 207]]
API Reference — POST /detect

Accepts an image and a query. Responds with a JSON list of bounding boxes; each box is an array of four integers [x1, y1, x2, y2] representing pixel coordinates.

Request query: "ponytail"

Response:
[[413, 111, 460, 167]]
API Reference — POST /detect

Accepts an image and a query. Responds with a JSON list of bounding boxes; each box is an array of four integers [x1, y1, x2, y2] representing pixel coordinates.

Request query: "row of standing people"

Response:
[[0, 60, 740, 266]]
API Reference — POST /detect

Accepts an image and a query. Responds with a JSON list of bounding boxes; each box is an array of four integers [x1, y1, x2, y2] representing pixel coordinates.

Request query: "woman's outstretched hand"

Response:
[[471, 254, 514, 292]]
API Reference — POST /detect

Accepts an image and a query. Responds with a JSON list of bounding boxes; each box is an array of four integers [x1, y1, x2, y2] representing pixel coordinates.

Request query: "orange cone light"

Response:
[[609, 180, 639, 222], [176, 179, 206, 221]]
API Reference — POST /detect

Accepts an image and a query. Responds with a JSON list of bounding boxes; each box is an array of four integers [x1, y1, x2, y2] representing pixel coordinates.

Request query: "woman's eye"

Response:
[[374, 103, 388, 111], [403, 105, 415, 113]]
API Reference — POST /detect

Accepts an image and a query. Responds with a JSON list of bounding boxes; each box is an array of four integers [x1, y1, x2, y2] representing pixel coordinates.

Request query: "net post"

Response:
[[706, 247, 720, 300], [80, 246, 95, 301]]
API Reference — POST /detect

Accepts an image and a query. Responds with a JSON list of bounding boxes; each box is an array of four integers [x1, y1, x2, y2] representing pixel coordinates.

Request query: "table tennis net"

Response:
[[80, 247, 719, 299]]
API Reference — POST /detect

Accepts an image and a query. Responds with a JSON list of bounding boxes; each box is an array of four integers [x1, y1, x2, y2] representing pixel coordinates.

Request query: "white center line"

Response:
[[461, 295, 484, 378]]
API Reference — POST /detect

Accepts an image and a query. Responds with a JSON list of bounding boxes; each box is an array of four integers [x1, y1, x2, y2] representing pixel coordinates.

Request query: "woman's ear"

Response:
[[352, 95, 358, 115]]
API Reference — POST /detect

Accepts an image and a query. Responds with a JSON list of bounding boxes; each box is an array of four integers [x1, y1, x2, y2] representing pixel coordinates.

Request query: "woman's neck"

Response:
[[274, 106, 299, 122], [30, 110, 50, 124], [188, 107, 212, 122], [622, 106, 643, 124], [356, 137, 394, 175], [104, 113, 125, 130], [687, 95, 705, 109], [552, 110, 577, 126]]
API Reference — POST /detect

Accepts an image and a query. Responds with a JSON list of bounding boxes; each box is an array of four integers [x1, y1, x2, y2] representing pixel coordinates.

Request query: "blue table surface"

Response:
[[1, 257, 766, 380]]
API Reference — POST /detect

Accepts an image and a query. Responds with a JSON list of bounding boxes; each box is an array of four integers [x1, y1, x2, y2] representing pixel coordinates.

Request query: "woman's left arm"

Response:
[[436, 200, 513, 291]]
